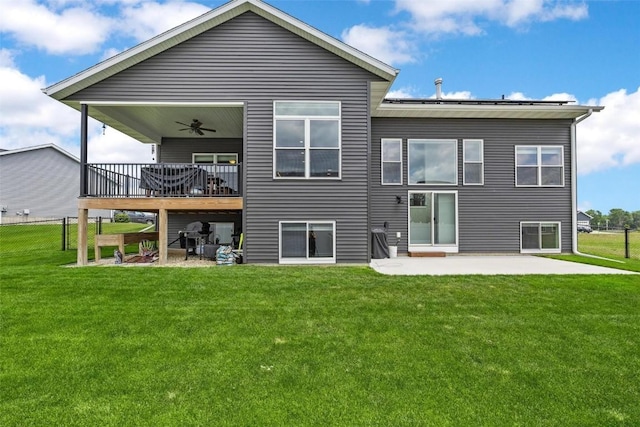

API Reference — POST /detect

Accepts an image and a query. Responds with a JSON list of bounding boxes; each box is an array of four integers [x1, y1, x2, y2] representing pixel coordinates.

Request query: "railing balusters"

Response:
[[82, 163, 242, 198]]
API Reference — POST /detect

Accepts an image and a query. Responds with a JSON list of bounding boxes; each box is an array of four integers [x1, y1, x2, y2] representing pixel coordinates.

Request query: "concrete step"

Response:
[[409, 251, 447, 258]]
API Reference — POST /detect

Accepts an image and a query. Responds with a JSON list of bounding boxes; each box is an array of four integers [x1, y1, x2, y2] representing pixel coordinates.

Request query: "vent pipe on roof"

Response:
[[434, 78, 443, 99]]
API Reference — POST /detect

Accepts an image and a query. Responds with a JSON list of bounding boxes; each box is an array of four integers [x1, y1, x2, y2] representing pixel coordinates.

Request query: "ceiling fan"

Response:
[[175, 119, 216, 135]]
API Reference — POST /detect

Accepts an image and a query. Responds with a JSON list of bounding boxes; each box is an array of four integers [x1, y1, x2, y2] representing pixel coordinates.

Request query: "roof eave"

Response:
[[372, 103, 604, 120]]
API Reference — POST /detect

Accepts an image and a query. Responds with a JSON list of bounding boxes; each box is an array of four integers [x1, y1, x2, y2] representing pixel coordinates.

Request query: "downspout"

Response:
[[571, 109, 623, 263], [570, 109, 621, 262], [571, 109, 591, 254]]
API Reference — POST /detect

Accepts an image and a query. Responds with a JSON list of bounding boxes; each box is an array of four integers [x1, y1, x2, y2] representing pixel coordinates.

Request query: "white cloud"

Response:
[[119, 1, 210, 42], [394, 0, 588, 35], [0, 65, 77, 135], [0, 61, 149, 164], [578, 87, 640, 175], [0, 0, 113, 55], [88, 127, 152, 163], [441, 90, 473, 99], [341, 24, 416, 66], [386, 88, 416, 98]]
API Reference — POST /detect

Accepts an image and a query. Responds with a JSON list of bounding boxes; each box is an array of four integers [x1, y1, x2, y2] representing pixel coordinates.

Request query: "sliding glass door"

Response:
[[409, 191, 458, 252]]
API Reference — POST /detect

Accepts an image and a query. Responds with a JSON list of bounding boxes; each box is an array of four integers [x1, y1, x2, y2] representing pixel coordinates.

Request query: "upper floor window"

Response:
[[381, 138, 402, 185], [463, 139, 484, 185], [515, 146, 564, 187], [274, 101, 341, 179], [408, 139, 458, 185]]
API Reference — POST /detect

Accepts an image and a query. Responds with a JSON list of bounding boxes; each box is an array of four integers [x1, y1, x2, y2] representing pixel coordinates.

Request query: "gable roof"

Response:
[[0, 144, 79, 162], [43, 0, 398, 102]]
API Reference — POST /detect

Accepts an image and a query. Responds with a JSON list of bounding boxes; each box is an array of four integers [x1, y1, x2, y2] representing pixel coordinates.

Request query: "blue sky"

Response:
[[1, 0, 638, 212]]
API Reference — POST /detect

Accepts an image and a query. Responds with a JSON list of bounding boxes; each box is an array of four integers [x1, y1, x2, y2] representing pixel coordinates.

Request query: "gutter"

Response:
[[570, 109, 623, 263]]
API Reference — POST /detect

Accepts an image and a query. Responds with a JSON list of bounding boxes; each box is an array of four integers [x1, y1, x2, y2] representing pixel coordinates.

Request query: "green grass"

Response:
[[2, 267, 639, 426], [579, 231, 640, 260], [546, 231, 640, 273], [1, 226, 640, 425], [0, 222, 152, 266]]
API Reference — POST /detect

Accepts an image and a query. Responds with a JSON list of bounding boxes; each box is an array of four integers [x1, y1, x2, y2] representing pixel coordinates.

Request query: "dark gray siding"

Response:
[[159, 138, 243, 163], [0, 148, 109, 219], [371, 118, 574, 253], [69, 12, 383, 263]]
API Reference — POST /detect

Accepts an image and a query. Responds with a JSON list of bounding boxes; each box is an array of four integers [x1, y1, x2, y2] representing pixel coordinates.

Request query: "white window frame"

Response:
[[381, 138, 403, 185], [463, 139, 484, 185], [192, 153, 238, 164], [515, 146, 564, 187], [279, 221, 336, 264], [408, 139, 458, 185], [520, 221, 562, 253], [273, 101, 341, 180]]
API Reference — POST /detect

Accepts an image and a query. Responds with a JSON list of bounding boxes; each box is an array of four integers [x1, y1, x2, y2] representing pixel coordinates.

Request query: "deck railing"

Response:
[[85, 163, 242, 198]]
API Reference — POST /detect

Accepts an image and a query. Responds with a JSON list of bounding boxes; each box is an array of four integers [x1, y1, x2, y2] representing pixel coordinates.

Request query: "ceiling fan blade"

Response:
[[196, 128, 204, 136], [200, 127, 217, 132], [178, 128, 190, 131], [175, 121, 190, 127]]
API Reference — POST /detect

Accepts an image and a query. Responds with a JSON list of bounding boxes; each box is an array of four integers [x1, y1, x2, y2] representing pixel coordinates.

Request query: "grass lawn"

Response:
[[546, 231, 640, 273], [1, 225, 639, 425], [2, 264, 639, 426]]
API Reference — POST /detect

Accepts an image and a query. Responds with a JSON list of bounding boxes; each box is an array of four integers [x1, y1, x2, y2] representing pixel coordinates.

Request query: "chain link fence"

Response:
[[0, 217, 103, 253]]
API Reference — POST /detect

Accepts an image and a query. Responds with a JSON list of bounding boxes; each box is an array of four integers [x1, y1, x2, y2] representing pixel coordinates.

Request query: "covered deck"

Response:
[[77, 162, 243, 266]]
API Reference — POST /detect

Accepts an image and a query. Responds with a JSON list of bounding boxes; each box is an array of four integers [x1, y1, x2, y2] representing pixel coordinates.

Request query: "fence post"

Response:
[[625, 227, 630, 259], [62, 217, 67, 251]]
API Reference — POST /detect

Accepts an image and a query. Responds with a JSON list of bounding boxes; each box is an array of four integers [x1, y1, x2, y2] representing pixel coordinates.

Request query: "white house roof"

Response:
[[374, 99, 604, 120], [0, 144, 79, 162], [43, 0, 398, 101]]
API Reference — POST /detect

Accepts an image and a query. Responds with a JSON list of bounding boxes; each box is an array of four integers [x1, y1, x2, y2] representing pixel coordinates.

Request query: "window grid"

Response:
[[279, 221, 336, 264], [515, 145, 564, 187], [274, 101, 341, 179], [381, 138, 403, 185], [463, 139, 484, 185], [520, 221, 561, 253]]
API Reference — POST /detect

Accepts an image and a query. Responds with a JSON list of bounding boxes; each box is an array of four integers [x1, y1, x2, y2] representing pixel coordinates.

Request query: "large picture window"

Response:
[[274, 101, 341, 179], [279, 221, 336, 264], [463, 139, 484, 185], [408, 139, 457, 185], [382, 138, 402, 185], [521, 222, 561, 253], [516, 146, 564, 187]]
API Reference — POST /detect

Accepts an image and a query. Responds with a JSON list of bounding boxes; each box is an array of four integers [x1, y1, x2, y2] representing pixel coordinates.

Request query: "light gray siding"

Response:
[[69, 12, 383, 263], [371, 118, 574, 253], [0, 147, 111, 219]]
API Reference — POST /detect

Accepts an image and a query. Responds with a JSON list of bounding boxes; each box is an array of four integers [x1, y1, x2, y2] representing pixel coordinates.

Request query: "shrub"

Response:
[[113, 212, 130, 223]]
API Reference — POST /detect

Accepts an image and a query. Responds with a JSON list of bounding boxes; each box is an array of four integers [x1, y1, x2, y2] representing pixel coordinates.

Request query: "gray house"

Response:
[[577, 211, 593, 227], [0, 144, 109, 220], [43, 0, 601, 265]]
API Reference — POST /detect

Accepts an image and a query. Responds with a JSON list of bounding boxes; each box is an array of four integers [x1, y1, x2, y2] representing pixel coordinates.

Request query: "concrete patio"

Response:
[[370, 255, 637, 276]]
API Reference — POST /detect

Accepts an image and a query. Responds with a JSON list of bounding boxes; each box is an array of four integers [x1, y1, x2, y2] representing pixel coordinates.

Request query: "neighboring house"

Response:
[[577, 211, 593, 227], [0, 144, 110, 220], [43, 0, 602, 265]]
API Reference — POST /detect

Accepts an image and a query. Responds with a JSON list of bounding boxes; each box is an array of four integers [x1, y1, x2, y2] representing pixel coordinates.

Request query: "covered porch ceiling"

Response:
[[80, 102, 245, 144]]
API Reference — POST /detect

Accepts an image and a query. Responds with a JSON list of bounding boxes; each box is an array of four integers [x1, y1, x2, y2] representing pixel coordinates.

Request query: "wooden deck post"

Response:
[[159, 208, 168, 265], [78, 208, 88, 265]]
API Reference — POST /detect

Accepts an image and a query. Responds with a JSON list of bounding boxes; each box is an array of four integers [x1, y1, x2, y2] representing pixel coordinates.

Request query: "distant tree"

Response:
[[585, 209, 604, 229], [608, 208, 632, 229], [631, 211, 640, 230]]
